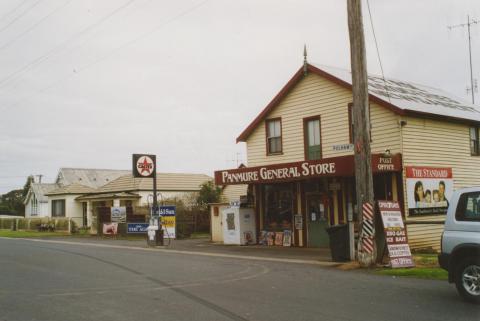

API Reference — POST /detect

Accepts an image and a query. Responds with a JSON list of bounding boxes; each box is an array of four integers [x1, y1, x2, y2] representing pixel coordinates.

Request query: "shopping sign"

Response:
[[159, 206, 176, 239], [132, 154, 156, 178], [378, 200, 415, 268]]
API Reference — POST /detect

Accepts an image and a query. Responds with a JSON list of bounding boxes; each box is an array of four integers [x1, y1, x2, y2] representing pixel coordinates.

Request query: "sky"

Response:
[[0, 0, 479, 193]]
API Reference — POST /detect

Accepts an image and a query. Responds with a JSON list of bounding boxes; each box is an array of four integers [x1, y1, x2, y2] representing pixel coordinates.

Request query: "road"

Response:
[[0, 238, 478, 321]]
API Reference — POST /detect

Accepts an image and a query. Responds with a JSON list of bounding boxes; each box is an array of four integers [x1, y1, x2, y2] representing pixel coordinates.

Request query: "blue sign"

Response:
[[127, 223, 149, 234], [159, 206, 176, 216]]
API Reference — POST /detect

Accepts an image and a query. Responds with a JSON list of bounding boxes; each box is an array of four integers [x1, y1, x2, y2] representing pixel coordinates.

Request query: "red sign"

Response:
[[378, 200, 415, 268], [215, 153, 402, 185], [406, 166, 452, 179]]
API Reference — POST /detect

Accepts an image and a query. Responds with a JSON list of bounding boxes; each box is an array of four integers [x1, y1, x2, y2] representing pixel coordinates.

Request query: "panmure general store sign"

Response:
[[215, 153, 402, 185]]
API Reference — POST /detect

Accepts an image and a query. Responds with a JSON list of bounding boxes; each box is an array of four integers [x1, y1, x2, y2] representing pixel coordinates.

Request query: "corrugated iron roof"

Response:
[[56, 168, 130, 188], [237, 63, 480, 142], [316, 63, 480, 122]]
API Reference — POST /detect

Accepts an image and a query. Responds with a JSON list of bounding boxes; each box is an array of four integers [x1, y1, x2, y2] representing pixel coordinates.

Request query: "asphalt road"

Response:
[[0, 238, 478, 321]]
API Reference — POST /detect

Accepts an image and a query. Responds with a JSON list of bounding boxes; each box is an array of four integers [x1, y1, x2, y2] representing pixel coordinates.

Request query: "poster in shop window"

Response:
[[378, 200, 415, 268], [406, 166, 453, 216]]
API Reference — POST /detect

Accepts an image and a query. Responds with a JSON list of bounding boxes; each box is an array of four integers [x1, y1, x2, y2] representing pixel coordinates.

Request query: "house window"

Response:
[[304, 117, 321, 160], [52, 199, 66, 217], [348, 103, 372, 143], [266, 118, 282, 154], [31, 194, 38, 216], [470, 127, 479, 155]]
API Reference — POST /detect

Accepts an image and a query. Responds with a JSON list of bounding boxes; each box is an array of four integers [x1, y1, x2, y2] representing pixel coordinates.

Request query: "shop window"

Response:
[[304, 116, 322, 160], [264, 184, 293, 231], [456, 192, 480, 221], [52, 199, 66, 217], [266, 118, 282, 155], [348, 103, 372, 143], [470, 127, 479, 156]]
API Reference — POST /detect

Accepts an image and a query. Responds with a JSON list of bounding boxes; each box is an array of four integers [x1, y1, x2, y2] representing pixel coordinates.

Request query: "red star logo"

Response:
[[140, 157, 151, 174], [137, 156, 154, 176]]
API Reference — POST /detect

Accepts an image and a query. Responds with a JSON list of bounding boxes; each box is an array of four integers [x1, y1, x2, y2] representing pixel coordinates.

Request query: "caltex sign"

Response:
[[132, 154, 156, 178]]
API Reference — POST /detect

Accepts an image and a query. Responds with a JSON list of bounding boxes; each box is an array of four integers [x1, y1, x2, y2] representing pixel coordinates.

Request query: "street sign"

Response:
[[378, 200, 415, 268], [132, 154, 156, 178], [127, 223, 149, 234], [111, 206, 126, 223]]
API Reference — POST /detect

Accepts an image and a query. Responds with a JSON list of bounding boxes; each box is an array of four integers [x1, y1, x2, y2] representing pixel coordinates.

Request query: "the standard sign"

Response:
[[127, 223, 149, 234], [378, 200, 415, 268]]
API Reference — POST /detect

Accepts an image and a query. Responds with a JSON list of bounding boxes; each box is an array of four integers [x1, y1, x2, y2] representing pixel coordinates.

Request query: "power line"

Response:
[[0, 0, 42, 35], [4, 0, 210, 110], [0, 0, 74, 51], [365, 0, 390, 103], [0, 0, 137, 90]]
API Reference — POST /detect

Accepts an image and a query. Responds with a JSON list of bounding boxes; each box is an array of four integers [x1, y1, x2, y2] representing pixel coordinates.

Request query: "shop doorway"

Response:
[[306, 193, 329, 247]]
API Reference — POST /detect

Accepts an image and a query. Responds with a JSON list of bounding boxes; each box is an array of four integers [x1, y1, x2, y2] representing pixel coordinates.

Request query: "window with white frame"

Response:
[[52, 199, 66, 217], [266, 118, 282, 154]]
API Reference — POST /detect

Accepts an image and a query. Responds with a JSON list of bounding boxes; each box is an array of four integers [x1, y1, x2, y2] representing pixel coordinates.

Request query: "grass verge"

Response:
[[0, 230, 71, 238], [374, 254, 447, 280]]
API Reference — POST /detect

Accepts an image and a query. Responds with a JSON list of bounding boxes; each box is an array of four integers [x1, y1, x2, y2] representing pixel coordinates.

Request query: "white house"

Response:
[[24, 183, 58, 217], [24, 168, 212, 228]]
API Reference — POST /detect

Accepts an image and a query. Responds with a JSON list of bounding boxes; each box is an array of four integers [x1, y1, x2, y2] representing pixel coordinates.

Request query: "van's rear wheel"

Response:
[[455, 257, 480, 304]]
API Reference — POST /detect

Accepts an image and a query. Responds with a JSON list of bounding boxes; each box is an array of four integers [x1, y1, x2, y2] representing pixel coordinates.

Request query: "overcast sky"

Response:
[[0, 0, 479, 193]]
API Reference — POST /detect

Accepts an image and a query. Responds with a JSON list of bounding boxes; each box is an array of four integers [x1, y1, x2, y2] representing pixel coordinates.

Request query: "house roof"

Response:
[[92, 173, 212, 194], [75, 192, 141, 201], [27, 183, 58, 203], [46, 183, 97, 196], [56, 168, 130, 189], [236, 63, 480, 142]]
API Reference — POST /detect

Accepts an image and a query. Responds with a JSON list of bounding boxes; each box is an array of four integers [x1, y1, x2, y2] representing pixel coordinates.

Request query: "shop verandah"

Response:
[[215, 153, 403, 248]]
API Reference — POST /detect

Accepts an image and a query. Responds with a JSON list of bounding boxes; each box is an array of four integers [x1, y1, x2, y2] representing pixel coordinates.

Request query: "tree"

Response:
[[22, 175, 34, 198], [196, 181, 222, 209], [0, 189, 24, 215]]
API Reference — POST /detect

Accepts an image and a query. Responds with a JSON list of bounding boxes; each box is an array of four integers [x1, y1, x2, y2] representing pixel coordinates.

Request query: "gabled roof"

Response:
[[46, 183, 97, 196], [24, 183, 59, 204], [93, 173, 213, 194], [56, 168, 130, 189], [237, 63, 480, 142]]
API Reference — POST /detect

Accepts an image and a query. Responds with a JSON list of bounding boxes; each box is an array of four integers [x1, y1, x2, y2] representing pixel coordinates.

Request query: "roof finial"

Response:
[[303, 44, 308, 76]]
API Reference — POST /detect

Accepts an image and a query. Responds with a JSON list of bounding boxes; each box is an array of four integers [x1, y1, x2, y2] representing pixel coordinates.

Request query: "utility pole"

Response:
[[347, 0, 376, 266], [448, 15, 479, 104]]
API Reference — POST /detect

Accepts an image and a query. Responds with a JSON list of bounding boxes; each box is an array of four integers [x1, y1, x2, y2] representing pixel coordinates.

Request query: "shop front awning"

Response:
[[215, 153, 402, 185]]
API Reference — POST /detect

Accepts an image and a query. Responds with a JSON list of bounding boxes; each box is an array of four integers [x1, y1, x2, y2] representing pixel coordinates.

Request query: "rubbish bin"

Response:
[[326, 224, 350, 262]]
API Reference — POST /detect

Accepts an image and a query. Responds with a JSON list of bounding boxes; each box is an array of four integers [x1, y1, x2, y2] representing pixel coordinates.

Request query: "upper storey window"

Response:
[[304, 117, 321, 160], [266, 118, 282, 155]]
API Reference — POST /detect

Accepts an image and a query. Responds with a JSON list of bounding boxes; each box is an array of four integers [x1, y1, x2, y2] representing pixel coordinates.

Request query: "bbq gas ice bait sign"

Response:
[[132, 154, 156, 178]]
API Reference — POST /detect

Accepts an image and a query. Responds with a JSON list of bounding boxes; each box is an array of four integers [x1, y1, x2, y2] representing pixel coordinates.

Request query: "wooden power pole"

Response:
[[347, 0, 376, 266]]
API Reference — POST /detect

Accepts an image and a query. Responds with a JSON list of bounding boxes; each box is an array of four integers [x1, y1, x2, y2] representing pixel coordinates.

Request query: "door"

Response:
[[307, 193, 330, 247]]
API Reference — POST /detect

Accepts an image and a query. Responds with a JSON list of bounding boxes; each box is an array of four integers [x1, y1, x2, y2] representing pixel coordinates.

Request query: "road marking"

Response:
[[0, 237, 338, 266]]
